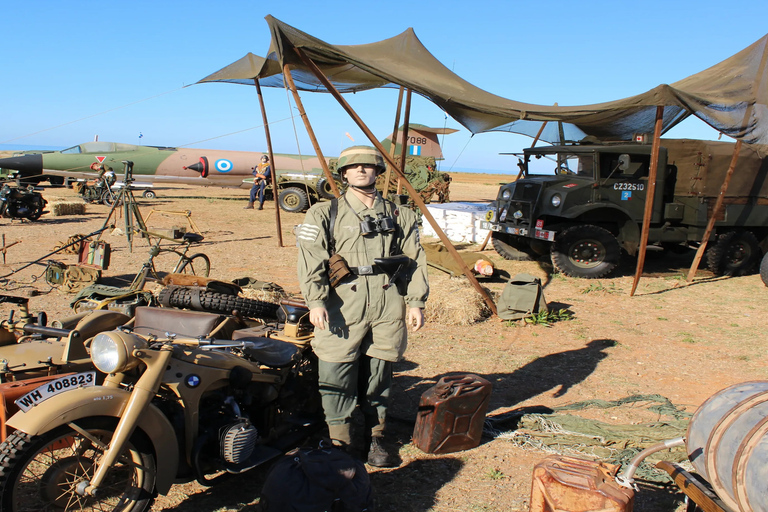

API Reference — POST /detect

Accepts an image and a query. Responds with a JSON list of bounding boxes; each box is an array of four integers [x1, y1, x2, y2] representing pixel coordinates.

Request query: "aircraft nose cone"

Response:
[[185, 162, 204, 173], [0, 154, 43, 175]]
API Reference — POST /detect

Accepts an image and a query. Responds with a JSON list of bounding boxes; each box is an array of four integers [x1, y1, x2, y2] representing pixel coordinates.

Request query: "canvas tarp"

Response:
[[198, 16, 768, 146]]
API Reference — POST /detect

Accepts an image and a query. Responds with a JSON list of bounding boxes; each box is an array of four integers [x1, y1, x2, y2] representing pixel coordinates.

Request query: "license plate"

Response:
[[15, 372, 96, 412], [534, 229, 555, 241]]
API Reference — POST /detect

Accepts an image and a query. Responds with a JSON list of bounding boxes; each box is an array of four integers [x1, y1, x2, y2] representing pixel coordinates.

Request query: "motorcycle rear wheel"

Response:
[[0, 418, 157, 512]]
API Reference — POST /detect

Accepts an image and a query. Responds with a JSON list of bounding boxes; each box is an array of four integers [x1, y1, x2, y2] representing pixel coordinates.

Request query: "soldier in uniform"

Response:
[[245, 155, 271, 210], [297, 145, 428, 467]]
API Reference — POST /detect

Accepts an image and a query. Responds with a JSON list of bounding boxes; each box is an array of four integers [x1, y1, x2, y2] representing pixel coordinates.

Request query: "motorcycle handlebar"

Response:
[[23, 323, 79, 339]]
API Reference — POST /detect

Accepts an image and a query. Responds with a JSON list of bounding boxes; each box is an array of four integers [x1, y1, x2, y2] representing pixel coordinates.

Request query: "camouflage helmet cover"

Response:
[[337, 145, 386, 175]]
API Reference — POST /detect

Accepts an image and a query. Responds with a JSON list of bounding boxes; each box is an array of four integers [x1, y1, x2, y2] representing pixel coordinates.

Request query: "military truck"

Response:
[[244, 169, 339, 212], [481, 139, 768, 278]]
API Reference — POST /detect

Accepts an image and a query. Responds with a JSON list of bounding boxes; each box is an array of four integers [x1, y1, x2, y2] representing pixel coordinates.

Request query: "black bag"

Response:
[[260, 445, 373, 512], [497, 273, 548, 321]]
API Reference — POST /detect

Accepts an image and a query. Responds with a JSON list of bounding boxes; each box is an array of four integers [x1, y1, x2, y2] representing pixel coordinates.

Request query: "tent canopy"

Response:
[[198, 16, 768, 145]]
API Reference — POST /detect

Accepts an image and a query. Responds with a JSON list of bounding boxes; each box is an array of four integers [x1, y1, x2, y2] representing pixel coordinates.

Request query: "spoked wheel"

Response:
[[0, 418, 157, 512], [176, 253, 211, 277], [551, 224, 621, 278]]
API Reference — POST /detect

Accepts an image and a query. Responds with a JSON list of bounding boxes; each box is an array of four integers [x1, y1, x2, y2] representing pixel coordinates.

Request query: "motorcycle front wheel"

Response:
[[0, 418, 157, 512]]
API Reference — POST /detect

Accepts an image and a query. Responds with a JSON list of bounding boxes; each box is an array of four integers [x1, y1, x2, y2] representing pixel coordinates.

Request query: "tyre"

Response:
[[316, 177, 336, 200], [48, 176, 65, 187], [760, 252, 768, 286], [0, 418, 156, 512], [101, 190, 115, 206], [142, 190, 157, 199], [278, 187, 309, 213], [491, 232, 538, 261], [176, 253, 211, 277], [706, 230, 761, 276], [551, 224, 621, 278], [157, 286, 279, 319]]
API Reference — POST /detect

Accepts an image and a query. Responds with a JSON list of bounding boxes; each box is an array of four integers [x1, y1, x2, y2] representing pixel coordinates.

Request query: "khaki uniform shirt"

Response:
[[297, 191, 428, 363]]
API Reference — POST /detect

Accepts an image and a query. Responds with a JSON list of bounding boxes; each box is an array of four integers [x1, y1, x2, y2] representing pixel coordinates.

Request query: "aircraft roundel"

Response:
[[214, 159, 233, 173]]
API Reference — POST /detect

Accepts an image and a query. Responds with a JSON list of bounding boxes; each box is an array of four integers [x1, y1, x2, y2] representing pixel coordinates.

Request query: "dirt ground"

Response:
[[1, 173, 766, 511]]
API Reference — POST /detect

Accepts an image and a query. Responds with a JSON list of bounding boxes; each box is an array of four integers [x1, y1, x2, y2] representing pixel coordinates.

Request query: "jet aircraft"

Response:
[[0, 124, 456, 188]]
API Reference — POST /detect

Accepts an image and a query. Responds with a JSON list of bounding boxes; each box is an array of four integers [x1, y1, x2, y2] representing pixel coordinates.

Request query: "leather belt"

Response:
[[349, 265, 384, 275]]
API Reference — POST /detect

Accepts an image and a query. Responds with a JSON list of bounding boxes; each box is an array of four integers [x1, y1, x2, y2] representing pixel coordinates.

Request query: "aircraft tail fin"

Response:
[[379, 124, 457, 160]]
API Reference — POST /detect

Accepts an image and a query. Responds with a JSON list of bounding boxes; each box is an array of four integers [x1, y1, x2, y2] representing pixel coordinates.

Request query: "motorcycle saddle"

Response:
[[231, 334, 302, 367]]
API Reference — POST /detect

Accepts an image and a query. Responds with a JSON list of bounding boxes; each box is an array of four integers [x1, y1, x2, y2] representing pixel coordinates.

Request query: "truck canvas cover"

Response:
[[665, 139, 768, 198]]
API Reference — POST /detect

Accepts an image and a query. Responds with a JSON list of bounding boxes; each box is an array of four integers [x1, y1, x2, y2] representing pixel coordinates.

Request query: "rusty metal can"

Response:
[[412, 373, 491, 454], [529, 456, 634, 512]]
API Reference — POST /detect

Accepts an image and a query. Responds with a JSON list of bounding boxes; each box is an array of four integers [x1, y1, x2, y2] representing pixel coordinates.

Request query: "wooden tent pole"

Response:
[[254, 79, 284, 247], [382, 87, 404, 198], [282, 64, 341, 198], [293, 47, 497, 315], [630, 106, 664, 296], [686, 140, 742, 281], [396, 89, 413, 195]]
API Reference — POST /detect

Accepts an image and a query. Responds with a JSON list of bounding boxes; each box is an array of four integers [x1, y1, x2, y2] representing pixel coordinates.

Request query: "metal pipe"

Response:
[[615, 436, 685, 488]]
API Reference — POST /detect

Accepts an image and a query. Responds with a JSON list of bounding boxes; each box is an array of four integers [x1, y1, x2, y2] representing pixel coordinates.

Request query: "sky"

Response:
[[2, 0, 767, 175]]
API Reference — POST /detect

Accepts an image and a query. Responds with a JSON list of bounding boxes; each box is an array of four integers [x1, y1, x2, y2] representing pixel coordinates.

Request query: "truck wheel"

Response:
[[316, 176, 337, 200], [760, 253, 768, 286], [279, 187, 309, 213], [551, 224, 621, 278], [706, 231, 761, 276], [491, 232, 538, 261]]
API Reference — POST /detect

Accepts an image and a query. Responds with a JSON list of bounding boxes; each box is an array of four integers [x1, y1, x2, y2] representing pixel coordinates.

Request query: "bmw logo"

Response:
[[185, 375, 201, 388], [513, 210, 523, 219], [214, 159, 233, 173]]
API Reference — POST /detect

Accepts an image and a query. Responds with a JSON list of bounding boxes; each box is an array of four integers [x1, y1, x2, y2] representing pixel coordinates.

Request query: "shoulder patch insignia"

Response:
[[297, 223, 321, 243]]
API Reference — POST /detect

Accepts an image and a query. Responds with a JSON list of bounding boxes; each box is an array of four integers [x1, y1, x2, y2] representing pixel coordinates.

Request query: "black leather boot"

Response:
[[366, 436, 400, 468]]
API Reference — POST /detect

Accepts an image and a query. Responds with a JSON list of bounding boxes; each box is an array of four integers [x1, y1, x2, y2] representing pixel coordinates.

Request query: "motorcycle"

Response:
[[76, 172, 117, 205], [0, 301, 321, 512], [0, 182, 47, 220]]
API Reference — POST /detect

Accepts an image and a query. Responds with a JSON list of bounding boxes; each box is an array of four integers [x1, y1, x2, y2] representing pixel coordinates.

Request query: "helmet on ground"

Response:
[[337, 146, 386, 177]]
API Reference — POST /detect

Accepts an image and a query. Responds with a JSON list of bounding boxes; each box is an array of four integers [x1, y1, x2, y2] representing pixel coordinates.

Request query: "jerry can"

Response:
[[412, 373, 491, 454], [529, 456, 634, 512]]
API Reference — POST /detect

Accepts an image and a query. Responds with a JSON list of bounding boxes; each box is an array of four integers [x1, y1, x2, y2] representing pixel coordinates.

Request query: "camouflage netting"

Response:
[[327, 155, 451, 205], [485, 395, 693, 483]]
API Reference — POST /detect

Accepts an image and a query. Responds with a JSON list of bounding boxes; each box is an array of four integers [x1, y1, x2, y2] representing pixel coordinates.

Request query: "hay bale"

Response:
[[51, 201, 85, 216], [424, 275, 495, 325]]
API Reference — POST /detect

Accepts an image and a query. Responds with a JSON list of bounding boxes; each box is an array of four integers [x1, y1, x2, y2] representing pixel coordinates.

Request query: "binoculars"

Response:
[[359, 213, 395, 235]]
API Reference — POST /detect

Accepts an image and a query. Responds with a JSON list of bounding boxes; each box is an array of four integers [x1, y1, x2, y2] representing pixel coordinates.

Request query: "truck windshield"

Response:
[[527, 152, 594, 177]]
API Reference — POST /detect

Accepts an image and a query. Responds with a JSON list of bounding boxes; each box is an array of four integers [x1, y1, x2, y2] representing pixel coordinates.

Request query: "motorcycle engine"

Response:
[[220, 421, 259, 466]]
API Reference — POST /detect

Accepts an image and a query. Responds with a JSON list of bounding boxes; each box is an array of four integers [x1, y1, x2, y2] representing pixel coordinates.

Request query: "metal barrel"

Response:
[[686, 380, 768, 512]]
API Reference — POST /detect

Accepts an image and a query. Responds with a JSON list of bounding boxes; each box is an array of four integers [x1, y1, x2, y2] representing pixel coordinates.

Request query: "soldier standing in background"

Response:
[[296, 145, 428, 467], [245, 155, 271, 210]]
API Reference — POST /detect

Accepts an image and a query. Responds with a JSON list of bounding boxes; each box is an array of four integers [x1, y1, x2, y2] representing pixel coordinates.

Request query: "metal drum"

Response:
[[686, 380, 768, 512]]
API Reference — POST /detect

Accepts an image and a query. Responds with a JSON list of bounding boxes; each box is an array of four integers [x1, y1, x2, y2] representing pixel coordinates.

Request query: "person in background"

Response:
[[296, 145, 428, 467], [245, 155, 271, 210]]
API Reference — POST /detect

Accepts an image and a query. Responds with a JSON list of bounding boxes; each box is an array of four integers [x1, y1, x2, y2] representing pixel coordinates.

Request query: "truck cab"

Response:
[[483, 142, 678, 278]]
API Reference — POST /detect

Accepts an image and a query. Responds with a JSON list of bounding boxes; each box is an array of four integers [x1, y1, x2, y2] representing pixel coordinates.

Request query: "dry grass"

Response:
[[424, 274, 495, 325]]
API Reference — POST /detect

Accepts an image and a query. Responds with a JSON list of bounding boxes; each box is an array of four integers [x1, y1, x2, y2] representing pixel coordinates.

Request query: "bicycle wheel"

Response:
[[175, 253, 211, 277]]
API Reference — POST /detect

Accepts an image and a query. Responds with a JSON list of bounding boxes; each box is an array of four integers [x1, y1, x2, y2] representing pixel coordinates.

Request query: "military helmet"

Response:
[[337, 146, 386, 176]]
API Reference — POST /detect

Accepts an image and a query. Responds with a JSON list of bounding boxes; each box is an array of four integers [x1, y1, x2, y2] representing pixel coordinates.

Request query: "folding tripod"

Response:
[[98, 161, 148, 251]]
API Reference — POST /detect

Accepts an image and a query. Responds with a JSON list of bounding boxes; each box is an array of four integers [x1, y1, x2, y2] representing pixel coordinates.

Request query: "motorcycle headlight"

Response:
[[91, 331, 147, 374], [551, 194, 562, 207], [501, 189, 512, 200]]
